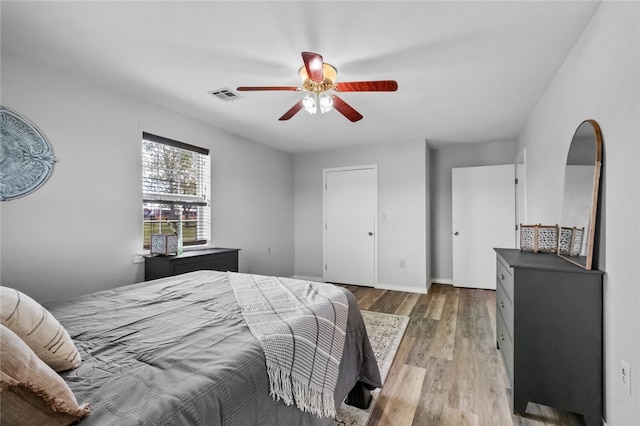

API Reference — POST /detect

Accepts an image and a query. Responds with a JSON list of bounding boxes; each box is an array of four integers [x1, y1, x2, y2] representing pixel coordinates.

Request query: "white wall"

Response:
[[0, 53, 294, 303], [429, 140, 517, 281], [518, 2, 639, 425], [294, 141, 428, 293]]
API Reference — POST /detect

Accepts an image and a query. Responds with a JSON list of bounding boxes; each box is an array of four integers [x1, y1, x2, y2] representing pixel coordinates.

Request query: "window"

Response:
[[142, 132, 210, 249]]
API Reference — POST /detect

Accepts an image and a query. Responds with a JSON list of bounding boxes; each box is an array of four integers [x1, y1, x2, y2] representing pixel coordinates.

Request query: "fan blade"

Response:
[[334, 80, 398, 92], [279, 100, 305, 121], [301, 51, 324, 83], [237, 86, 300, 92], [331, 95, 363, 122]]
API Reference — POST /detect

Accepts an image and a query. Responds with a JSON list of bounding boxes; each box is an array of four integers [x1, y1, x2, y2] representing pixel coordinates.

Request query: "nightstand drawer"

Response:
[[496, 254, 514, 304], [173, 252, 238, 275]]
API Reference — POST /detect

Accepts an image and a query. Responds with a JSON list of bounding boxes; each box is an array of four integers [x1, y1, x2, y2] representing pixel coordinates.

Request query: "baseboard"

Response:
[[291, 276, 430, 295], [290, 275, 325, 282], [375, 282, 428, 294], [429, 278, 454, 286]]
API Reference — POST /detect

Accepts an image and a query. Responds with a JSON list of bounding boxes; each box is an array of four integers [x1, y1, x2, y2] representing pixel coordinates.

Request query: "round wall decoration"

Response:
[[0, 106, 58, 201]]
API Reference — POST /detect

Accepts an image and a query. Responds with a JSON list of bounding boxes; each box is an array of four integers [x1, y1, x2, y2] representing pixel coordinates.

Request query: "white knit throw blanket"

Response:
[[227, 272, 349, 418]]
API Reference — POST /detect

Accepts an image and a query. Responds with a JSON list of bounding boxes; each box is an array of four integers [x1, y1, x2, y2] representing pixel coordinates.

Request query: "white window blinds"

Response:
[[142, 132, 210, 249]]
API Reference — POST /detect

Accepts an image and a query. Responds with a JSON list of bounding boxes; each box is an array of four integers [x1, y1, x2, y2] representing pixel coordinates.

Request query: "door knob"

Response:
[[368, 232, 373, 236]]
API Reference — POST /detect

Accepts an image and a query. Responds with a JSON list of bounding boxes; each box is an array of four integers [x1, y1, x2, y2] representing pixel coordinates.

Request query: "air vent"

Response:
[[208, 87, 240, 102]]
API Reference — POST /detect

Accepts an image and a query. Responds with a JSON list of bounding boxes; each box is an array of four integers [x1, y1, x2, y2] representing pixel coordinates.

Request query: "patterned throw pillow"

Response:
[[0, 286, 81, 372], [0, 324, 90, 426]]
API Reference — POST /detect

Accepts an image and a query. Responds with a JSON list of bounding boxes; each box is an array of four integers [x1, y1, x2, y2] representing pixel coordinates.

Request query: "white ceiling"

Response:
[[1, 1, 601, 153]]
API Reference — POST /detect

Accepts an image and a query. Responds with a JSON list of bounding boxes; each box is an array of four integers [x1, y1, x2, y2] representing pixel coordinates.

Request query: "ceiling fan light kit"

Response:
[[319, 93, 333, 113], [237, 51, 397, 122], [302, 95, 317, 115], [301, 92, 334, 115]]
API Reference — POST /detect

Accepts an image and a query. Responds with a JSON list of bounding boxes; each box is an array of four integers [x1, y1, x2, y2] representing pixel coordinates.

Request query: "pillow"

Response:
[[0, 286, 81, 371], [0, 324, 90, 426]]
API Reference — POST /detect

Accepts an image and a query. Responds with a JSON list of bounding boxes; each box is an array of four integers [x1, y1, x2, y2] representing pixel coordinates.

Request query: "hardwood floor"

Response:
[[340, 283, 586, 426]]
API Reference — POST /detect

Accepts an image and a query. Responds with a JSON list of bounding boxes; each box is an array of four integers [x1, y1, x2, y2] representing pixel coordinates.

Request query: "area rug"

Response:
[[334, 310, 410, 426]]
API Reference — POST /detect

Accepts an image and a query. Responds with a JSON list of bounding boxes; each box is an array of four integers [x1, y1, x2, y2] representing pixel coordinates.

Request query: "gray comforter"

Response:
[[46, 271, 381, 425]]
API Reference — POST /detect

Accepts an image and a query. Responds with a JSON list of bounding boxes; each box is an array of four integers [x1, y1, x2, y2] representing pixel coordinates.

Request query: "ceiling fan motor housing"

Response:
[[299, 63, 337, 93]]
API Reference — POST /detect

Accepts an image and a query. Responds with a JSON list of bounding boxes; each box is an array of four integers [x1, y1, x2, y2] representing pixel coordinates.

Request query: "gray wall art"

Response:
[[0, 106, 57, 201]]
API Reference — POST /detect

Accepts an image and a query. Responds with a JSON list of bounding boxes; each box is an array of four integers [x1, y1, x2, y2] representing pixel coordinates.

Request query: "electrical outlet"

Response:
[[620, 359, 631, 395]]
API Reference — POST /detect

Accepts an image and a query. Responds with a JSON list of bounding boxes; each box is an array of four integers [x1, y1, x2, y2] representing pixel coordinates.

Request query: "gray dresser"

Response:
[[494, 248, 603, 426]]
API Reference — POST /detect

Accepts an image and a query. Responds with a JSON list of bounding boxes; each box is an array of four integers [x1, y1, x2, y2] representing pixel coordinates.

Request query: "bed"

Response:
[[37, 270, 382, 425]]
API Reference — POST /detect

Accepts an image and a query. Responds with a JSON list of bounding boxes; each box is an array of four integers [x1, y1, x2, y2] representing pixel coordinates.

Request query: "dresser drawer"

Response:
[[497, 310, 514, 387], [496, 280, 514, 336], [496, 255, 514, 304]]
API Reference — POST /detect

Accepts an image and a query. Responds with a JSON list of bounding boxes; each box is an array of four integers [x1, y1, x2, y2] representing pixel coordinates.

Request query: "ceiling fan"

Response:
[[237, 51, 398, 122]]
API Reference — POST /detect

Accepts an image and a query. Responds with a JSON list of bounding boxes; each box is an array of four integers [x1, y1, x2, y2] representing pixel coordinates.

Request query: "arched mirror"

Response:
[[558, 119, 602, 270]]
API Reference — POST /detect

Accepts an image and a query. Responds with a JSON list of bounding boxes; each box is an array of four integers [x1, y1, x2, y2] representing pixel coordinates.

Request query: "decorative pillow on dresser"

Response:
[[0, 286, 81, 371], [0, 324, 90, 426]]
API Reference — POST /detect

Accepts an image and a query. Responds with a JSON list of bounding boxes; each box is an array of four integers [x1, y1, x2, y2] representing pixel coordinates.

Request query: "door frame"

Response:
[[322, 165, 378, 286], [515, 148, 527, 247]]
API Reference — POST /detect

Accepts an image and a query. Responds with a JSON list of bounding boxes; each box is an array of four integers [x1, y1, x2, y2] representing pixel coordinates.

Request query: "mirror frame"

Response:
[[558, 119, 603, 270]]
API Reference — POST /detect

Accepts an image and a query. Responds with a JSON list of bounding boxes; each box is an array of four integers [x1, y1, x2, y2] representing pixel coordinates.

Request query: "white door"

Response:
[[452, 164, 515, 289], [324, 166, 377, 286]]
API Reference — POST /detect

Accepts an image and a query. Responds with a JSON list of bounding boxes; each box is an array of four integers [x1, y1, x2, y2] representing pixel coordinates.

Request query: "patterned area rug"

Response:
[[334, 310, 410, 426]]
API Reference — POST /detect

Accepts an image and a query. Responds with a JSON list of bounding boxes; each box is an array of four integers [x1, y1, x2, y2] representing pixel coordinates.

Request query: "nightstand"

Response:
[[144, 248, 239, 281]]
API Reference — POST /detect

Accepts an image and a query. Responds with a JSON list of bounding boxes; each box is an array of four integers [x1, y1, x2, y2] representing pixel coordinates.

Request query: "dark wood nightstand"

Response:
[[144, 248, 240, 281]]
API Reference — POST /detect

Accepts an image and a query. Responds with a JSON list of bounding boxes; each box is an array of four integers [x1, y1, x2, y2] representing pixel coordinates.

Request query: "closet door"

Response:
[[324, 166, 377, 286]]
